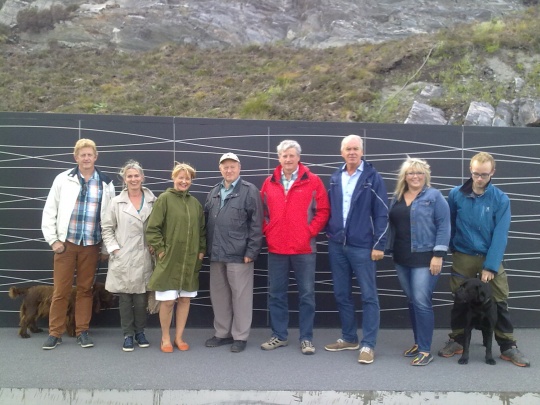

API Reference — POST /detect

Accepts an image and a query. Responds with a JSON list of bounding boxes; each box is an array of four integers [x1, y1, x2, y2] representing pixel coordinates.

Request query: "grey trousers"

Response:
[[118, 293, 148, 337], [209, 261, 254, 341]]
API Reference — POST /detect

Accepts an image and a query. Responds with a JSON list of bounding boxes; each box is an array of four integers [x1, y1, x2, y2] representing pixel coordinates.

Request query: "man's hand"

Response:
[[244, 257, 253, 263], [481, 269, 495, 283], [371, 249, 384, 261], [52, 241, 65, 254]]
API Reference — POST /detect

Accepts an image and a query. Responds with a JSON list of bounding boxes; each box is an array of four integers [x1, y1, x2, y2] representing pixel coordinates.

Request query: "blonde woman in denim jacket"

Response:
[[385, 158, 450, 366]]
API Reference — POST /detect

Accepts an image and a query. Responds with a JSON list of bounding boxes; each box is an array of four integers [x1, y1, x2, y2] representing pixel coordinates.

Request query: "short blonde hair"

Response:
[[394, 157, 431, 201], [171, 162, 196, 180], [74, 138, 97, 156], [471, 152, 496, 170]]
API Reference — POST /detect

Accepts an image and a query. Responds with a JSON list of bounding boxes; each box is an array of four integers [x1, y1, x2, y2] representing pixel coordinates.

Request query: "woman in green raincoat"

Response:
[[146, 162, 206, 353]]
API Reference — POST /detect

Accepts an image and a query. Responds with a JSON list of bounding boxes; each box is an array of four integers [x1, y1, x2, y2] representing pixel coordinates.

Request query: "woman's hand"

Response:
[[430, 256, 443, 275]]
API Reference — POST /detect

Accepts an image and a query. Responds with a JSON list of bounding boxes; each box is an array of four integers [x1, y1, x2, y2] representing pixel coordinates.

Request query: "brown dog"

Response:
[[8, 282, 115, 338]]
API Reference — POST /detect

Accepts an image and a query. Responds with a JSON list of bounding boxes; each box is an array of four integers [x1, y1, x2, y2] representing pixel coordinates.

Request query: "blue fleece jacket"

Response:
[[325, 160, 388, 250], [448, 178, 511, 273]]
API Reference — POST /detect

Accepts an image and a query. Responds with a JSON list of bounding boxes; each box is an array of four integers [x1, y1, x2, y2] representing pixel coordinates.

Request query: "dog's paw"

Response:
[[486, 358, 496, 365], [30, 327, 43, 333], [20, 333, 31, 338], [458, 358, 469, 365]]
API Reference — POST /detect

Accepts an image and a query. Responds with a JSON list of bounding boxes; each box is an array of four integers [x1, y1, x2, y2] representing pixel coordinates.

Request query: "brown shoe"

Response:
[[325, 339, 360, 352], [358, 346, 374, 364]]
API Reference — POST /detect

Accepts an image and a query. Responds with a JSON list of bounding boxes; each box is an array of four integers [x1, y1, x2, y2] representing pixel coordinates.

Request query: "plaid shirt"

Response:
[[66, 170, 103, 246], [281, 168, 298, 195]]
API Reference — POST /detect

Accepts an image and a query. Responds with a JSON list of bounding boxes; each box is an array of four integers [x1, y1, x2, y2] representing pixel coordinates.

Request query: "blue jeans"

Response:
[[267, 253, 316, 342], [328, 241, 380, 348], [395, 264, 440, 353]]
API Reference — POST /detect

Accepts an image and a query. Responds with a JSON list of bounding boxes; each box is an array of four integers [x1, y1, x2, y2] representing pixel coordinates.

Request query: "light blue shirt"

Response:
[[341, 161, 363, 227], [219, 177, 240, 208]]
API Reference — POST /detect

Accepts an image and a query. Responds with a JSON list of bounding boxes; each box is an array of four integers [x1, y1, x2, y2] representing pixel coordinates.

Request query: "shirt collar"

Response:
[[221, 176, 240, 190], [340, 161, 364, 174], [281, 168, 299, 181]]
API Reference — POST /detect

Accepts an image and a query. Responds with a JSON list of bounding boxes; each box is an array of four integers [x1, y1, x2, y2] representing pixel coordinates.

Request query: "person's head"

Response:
[[277, 140, 301, 175], [171, 162, 196, 192], [470, 152, 495, 190], [340, 135, 364, 168], [119, 160, 144, 192], [73, 138, 98, 173], [395, 157, 431, 200], [219, 152, 241, 186]]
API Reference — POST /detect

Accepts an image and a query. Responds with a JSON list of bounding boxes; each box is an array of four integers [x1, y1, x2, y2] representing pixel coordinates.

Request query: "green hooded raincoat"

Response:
[[146, 188, 206, 292]]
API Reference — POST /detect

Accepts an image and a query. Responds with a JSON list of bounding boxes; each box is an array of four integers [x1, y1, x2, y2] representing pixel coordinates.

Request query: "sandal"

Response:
[[411, 352, 433, 366], [403, 344, 419, 357]]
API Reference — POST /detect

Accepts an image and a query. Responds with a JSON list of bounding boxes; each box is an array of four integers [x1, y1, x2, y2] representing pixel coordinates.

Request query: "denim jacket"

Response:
[[385, 186, 450, 254]]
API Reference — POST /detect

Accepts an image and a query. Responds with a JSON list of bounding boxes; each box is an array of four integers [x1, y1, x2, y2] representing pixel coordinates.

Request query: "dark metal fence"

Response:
[[1, 112, 539, 330]]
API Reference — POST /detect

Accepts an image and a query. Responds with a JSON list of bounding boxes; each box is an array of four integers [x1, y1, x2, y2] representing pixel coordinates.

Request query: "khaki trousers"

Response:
[[209, 261, 254, 341], [49, 241, 100, 337]]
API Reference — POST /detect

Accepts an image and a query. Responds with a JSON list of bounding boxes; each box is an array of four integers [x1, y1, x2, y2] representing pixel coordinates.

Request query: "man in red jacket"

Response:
[[260, 140, 330, 355]]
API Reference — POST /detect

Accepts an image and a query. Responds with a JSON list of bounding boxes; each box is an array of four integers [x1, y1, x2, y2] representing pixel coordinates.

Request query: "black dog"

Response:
[[454, 278, 497, 365]]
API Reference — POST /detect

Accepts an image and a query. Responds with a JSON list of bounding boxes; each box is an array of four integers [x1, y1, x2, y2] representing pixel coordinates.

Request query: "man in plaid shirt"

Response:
[[41, 139, 115, 350]]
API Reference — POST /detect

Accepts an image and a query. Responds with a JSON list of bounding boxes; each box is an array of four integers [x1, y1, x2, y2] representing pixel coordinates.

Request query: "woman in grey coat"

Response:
[[102, 160, 156, 352]]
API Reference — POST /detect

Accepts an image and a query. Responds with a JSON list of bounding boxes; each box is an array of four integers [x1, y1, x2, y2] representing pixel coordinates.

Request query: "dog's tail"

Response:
[[8, 287, 29, 299]]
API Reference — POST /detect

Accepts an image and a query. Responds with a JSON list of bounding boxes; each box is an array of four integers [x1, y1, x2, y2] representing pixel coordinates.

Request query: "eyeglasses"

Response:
[[471, 172, 491, 179], [81, 182, 88, 197], [406, 172, 425, 177]]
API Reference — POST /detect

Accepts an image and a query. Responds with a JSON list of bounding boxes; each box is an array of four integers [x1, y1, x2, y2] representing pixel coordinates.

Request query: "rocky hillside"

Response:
[[0, 0, 539, 126], [0, 0, 528, 51]]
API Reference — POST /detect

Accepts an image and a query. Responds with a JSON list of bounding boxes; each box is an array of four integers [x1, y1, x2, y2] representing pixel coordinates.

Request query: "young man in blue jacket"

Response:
[[324, 135, 388, 364], [438, 152, 530, 367]]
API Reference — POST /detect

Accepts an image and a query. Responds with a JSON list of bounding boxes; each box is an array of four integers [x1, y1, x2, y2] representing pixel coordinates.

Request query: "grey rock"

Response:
[[420, 84, 443, 99], [404, 101, 447, 125], [464, 101, 495, 126], [0, 0, 526, 51], [516, 98, 540, 127], [492, 100, 514, 127], [514, 77, 525, 93]]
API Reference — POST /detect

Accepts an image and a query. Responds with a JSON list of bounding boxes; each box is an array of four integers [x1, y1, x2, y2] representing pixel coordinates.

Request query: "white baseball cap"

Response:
[[219, 153, 240, 163]]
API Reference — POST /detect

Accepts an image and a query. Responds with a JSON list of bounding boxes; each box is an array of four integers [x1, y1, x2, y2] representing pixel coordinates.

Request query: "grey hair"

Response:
[[119, 159, 145, 188], [341, 134, 363, 151], [277, 140, 301, 156]]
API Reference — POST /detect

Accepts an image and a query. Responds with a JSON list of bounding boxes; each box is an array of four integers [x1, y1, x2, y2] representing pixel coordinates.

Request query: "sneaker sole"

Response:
[[42, 344, 61, 350], [500, 354, 530, 367], [412, 358, 433, 366], [438, 349, 463, 358], [302, 350, 316, 355], [78, 342, 94, 348], [358, 358, 374, 364], [261, 343, 288, 350], [42, 338, 62, 350], [122, 347, 135, 352], [137, 343, 150, 348], [325, 345, 360, 352]]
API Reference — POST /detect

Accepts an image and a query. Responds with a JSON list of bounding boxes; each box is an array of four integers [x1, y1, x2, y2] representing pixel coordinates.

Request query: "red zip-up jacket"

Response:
[[260, 163, 330, 255]]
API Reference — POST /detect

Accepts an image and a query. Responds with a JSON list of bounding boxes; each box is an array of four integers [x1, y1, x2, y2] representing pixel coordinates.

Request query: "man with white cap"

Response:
[[204, 152, 263, 353]]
